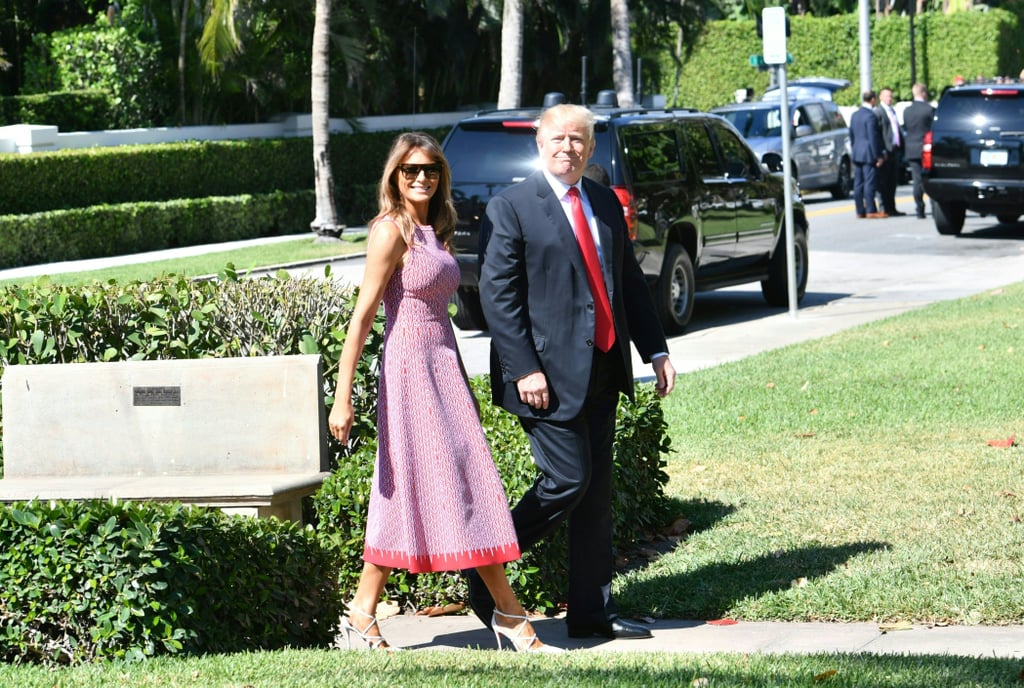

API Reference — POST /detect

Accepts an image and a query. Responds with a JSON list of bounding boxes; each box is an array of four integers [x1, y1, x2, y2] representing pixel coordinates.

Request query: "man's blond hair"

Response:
[[536, 104, 595, 142]]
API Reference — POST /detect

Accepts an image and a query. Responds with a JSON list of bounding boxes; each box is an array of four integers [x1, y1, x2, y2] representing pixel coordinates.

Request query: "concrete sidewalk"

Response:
[[370, 612, 1024, 658]]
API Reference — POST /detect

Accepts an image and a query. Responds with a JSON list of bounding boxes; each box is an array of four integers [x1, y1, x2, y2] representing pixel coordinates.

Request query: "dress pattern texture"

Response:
[[363, 223, 521, 573]]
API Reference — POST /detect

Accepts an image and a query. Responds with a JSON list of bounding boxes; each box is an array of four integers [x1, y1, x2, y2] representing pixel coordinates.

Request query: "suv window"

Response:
[[442, 124, 538, 183], [622, 128, 684, 182], [803, 102, 831, 133], [712, 122, 759, 179], [681, 121, 721, 178], [935, 89, 1024, 131]]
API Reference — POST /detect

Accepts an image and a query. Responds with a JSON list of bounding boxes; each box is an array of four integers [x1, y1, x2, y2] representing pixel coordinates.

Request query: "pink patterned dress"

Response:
[[362, 224, 521, 573]]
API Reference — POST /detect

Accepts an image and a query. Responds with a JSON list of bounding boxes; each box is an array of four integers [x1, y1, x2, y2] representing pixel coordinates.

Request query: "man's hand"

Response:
[[516, 371, 550, 409], [652, 356, 676, 398]]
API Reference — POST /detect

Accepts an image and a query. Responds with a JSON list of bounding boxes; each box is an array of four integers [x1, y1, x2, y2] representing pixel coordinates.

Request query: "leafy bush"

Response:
[[23, 26, 171, 128], [0, 500, 342, 665], [0, 90, 111, 130]]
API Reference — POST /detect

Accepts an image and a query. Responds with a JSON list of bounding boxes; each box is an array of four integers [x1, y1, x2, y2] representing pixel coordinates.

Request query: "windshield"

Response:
[[443, 125, 541, 183], [937, 90, 1024, 134], [717, 108, 782, 138]]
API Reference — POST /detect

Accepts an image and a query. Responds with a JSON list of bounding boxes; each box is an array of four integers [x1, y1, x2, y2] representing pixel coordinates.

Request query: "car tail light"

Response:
[[612, 185, 638, 240], [502, 120, 537, 129], [922, 131, 932, 171], [981, 88, 1019, 97]]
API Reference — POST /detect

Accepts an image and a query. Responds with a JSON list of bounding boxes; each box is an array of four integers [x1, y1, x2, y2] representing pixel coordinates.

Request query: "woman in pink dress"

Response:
[[328, 132, 557, 653]]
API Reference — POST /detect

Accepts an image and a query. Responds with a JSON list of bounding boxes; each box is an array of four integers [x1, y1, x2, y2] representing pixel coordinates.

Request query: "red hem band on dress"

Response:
[[363, 542, 522, 574]]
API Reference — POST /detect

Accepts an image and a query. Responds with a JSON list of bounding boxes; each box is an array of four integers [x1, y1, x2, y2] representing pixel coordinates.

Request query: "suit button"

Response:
[[586, 302, 595, 312], [585, 339, 594, 347]]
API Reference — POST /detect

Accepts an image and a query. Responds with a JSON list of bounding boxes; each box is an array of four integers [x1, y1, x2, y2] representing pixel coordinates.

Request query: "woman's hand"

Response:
[[328, 399, 355, 444]]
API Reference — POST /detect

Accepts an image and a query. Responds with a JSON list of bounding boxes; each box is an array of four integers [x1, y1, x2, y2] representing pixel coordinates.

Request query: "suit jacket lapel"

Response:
[[533, 172, 589, 279]]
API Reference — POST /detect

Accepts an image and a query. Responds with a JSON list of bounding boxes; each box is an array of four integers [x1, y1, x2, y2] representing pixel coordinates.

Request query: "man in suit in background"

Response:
[[874, 87, 906, 216], [469, 103, 676, 640], [902, 83, 936, 219], [850, 90, 887, 219]]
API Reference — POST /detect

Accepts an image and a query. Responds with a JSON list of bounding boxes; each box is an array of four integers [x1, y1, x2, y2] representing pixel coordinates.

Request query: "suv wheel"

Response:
[[830, 158, 852, 200], [451, 287, 488, 331], [656, 244, 694, 335], [996, 213, 1020, 224], [933, 201, 966, 236], [761, 227, 808, 307]]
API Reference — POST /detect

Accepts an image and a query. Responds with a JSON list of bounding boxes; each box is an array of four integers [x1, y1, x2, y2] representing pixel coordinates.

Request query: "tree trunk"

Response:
[[176, 0, 189, 126], [611, 0, 633, 107], [496, 0, 523, 109], [310, 0, 343, 239]]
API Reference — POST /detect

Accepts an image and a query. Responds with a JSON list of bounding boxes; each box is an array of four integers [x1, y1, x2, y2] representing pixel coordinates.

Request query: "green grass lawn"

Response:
[[1, 250, 1022, 684]]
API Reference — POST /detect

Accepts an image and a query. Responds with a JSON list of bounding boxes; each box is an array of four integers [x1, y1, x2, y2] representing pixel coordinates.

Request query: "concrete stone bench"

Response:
[[0, 355, 330, 523]]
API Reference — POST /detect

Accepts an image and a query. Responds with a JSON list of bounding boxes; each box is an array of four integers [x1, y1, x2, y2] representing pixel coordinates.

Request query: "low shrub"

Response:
[[0, 500, 342, 665], [0, 90, 111, 131], [0, 191, 314, 270]]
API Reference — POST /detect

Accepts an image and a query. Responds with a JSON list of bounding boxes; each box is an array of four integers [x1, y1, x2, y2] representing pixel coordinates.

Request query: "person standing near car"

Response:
[[902, 83, 935, 219], [466, 103, 676, 641], [874, 87, 905, 216], [850, 90, 887, 219]]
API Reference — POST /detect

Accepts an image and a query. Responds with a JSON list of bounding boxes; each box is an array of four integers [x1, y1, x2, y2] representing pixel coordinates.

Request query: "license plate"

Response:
[[979, 149, 1009, 166]]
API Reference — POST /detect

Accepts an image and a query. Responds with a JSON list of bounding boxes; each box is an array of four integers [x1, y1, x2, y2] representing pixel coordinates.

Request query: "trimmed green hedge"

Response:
[[0, 500, 342, 665], [0, 90, 112, 131], [660, 10, 1023, 111], [0, 191, 315, 270]]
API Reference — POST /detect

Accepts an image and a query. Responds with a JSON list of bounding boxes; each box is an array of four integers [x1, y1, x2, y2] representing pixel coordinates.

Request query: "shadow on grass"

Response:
[[619, 540, 889, 619]]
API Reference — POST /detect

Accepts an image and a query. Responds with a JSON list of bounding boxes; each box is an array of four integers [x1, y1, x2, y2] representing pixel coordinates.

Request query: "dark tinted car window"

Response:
[[444, 124, 539, 183], [682, 122, 722, 177], [804, 102, 830, 133], [712, 122, 759, 179], [717, 108, 782, 138], [936, 90, 1024, 131], [622, 128, 684, 182]]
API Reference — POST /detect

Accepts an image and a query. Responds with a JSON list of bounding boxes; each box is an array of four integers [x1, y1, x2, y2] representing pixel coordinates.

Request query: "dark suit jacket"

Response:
[[873, 104, 903, 154], [850, 106, 884, 165], [902, 100, 935, 161], [479, 171, 667, 421]]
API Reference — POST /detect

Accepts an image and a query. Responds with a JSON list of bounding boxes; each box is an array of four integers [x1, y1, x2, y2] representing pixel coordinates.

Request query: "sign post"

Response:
[[761, 7, 798, 318]]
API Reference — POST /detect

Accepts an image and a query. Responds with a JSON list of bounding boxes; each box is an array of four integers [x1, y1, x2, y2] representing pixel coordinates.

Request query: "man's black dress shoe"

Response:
[[888, 210, 907, 216], [567, 616, 652, 639]]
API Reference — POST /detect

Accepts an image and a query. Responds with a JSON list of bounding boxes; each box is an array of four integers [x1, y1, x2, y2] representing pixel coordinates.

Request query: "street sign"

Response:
[[762, 7, 788, 65]]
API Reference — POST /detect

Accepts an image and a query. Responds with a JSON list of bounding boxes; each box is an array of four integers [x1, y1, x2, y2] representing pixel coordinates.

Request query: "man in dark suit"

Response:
[[850, 90, 887, 219], [874, 87, 905, 216], [470, 103, 676, 640], [902, 83, 935, 219]]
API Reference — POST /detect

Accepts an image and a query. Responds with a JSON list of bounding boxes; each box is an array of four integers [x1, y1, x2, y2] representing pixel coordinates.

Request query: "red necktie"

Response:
[[567, 187, 615, 352]]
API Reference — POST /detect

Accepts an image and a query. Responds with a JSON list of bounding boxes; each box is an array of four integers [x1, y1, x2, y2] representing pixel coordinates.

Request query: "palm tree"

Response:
[[611, 0, 634, 107], [497, 0, 524, 109], [310, 0, 342, 238]]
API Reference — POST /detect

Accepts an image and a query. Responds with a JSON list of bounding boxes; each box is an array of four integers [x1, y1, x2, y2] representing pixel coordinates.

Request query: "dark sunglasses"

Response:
[[398, 164, 442, 180]]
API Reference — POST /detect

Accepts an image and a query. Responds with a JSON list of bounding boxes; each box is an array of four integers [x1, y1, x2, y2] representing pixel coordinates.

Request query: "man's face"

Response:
[[536, 117, 595, 185], [880, 89, 893, 106]]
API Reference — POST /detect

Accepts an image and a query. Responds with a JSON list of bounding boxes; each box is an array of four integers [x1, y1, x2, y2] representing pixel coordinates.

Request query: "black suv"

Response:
[[924, 82, 1024, 235], [441, 93, 810, 334]]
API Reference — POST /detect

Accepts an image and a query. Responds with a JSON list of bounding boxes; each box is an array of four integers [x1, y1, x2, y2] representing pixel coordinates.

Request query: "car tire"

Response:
[[933, 200, 966, 235], [830, 158, 852, 200], [761, 226, 808, 307], [655, 243, 694, 336], [996, 213, 1020, 224], [451, 287, 488, 331]]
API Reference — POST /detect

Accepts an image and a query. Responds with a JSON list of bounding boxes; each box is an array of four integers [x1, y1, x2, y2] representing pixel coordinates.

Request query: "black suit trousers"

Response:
[[512, 345, 625, 625]]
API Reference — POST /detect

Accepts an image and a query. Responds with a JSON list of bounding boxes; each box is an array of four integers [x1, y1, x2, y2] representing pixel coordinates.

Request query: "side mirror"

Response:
[[794, 124, 813, 138]]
